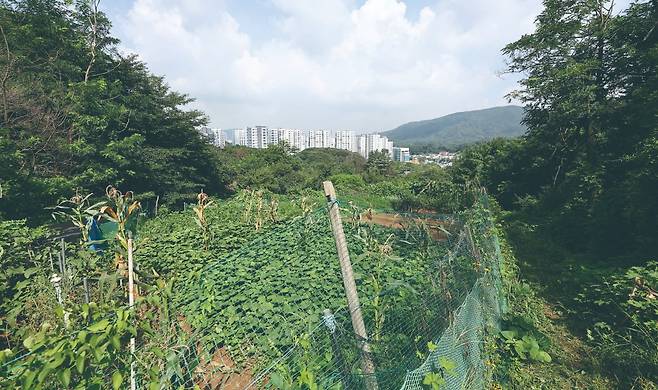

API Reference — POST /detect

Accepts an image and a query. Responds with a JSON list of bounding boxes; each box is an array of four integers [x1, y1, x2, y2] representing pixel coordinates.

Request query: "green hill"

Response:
[[383, 106, 526, 148]]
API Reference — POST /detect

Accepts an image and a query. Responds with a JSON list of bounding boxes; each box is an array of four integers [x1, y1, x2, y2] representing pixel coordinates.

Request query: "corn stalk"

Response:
[[193, 190, 213, 250]]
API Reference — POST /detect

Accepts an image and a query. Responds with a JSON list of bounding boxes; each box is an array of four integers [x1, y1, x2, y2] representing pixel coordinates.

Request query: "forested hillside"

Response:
[[383, 106, 526, 149]]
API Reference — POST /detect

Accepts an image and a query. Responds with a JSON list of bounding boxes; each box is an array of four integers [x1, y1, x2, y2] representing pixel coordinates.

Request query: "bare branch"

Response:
[[84, 0, 102, 83]]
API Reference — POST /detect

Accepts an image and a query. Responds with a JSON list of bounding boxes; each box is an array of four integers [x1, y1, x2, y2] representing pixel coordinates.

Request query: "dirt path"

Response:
[[360, 212, 454, 241]]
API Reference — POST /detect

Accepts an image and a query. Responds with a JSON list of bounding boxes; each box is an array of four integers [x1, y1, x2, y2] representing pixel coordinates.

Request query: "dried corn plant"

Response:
[[50, 190, 105, 245], [100, 185, 141, 276], [268, 198, 279, 223], [193, 190, 213, 250]]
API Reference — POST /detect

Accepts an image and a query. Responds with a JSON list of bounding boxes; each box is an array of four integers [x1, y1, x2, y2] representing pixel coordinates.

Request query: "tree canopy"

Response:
[[0, 0, 230, 221]]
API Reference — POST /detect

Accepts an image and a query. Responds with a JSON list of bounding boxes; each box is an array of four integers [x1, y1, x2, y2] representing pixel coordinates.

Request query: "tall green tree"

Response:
[[500, 0, 657, 255], [0, 0, 231, 221]]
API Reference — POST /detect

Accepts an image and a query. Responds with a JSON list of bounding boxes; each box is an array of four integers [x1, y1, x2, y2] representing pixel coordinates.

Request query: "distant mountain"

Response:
[[383, 106, 526, 148]]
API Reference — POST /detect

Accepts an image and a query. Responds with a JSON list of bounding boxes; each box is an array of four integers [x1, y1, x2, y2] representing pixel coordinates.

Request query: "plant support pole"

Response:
[[323, 181, 378, 390], [127, 238, 136, 390]]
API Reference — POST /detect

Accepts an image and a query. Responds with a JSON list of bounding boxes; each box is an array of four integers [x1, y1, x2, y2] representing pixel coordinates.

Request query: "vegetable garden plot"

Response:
[[238, 194, 505, 390], [146, 205, 458, 388], [0, 191, 506, 390]]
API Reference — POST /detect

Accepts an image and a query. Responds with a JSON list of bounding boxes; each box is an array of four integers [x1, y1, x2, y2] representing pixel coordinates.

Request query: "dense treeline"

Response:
[[0, 0, 230, 222], [455, 0, 658, 259], [449, 1, 658, 387]]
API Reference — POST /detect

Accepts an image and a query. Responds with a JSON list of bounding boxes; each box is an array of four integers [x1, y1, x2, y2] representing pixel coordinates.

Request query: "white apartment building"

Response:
[[232, 127, 397, 160], [357, 135, 367, 157], [335, 131, 354, 152], [307, 130, 330, 149], [277, 128, 306, 150], [360, 133, 393, 159], [244, 127, 259, 148], [233, 128, 247, 146], [267, 127, 279, 147], [211, 128, 225, 148]]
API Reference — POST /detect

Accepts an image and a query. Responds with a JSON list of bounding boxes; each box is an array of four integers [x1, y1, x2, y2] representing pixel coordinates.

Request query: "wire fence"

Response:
[[1, 190, 505, 389]]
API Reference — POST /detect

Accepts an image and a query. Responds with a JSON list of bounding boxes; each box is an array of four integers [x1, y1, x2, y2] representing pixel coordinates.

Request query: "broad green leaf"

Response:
[[58, 368, 71, 387], [76, 352, 86, 374], [112, 371, 123, 390], [438, 356, 457, 376], [88, 319, 110, 332]]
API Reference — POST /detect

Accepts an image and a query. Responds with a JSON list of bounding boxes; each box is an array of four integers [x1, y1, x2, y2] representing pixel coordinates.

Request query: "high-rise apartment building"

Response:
[[278, 128, 305, 150], [307, 130, 330, 149], [231, 127, 397, 159], [361, 133, 393, 159], [211, 128, 225, 148], [233, 128, 247, 146], [335, 131, 354, 151]]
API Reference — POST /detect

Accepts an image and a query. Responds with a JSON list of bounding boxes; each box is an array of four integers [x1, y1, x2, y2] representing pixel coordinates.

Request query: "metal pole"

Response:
[[127, 238, 136, 390], [323, 181, 378, 390]]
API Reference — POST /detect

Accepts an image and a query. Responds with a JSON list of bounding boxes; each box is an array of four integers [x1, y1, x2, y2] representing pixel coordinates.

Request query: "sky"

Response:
[[102, 0, 628, 132]]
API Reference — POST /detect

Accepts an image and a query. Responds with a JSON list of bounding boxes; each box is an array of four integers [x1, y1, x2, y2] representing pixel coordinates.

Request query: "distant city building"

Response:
[[224, 126, 401, 160], [393, 147, 411, 162], [211, 128, 225, 148], [335, 131, 354, 152], [356, 135, 367, 157], [245, 127, 259, 148], [277, 128, 306, 150], [233, 128, 247, 146], [307, 130, 330, 149], [362, 133, 393, 159], [197, 126, 226, 148], [411, 151, 458, 167]]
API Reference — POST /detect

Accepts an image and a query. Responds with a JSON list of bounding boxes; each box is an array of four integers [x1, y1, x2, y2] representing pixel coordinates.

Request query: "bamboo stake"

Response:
[[323, 181, 378, 390]]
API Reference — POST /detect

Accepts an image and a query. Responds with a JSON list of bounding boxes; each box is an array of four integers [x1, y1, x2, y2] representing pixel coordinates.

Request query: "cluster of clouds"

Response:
[[111, 0, 544, 131]]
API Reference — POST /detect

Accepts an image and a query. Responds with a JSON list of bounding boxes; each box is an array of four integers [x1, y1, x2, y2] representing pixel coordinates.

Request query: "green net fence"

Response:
[[0, 190, 506, 389], [133, 191, 506, 389]]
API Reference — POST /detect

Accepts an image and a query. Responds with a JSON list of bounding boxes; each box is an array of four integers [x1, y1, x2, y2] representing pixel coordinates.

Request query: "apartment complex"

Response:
[[200, 126, 403, 160], [197, 126, 226, 148]]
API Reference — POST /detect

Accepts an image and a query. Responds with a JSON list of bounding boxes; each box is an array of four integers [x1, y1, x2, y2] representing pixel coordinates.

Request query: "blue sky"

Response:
[[100, 0, 631, 132]]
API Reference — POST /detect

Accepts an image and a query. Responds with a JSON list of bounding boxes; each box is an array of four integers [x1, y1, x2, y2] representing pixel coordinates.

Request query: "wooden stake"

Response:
[[83, 277, 90, 304], [323, 181, 378, 390], [127, 238, 136, 390], [60, 238, 66, 275]]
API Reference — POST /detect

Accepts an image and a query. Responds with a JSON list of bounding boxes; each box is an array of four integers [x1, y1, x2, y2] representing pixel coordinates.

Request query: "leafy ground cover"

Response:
[[133, 192, 468, 388], [489, 212, 658, 389], [1, 185, 482, 388]]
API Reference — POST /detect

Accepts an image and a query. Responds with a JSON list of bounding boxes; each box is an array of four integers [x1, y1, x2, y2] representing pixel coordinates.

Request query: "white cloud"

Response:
[[114, 0, 545, 131]]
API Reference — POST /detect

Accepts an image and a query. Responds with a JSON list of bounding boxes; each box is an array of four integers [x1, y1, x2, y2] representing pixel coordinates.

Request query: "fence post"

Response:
[[323, 181, 378, 390], [127, 237, 137, 390]]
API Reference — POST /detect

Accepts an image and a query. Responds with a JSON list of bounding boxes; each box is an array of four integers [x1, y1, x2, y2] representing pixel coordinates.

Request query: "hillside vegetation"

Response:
[[383, 106, 526, 150], [1, 0, 656, 389]]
